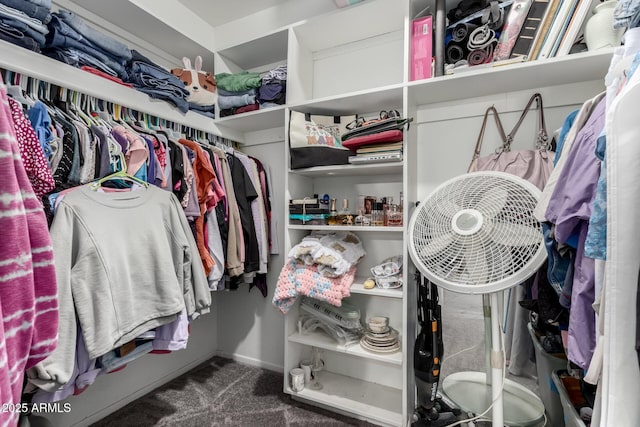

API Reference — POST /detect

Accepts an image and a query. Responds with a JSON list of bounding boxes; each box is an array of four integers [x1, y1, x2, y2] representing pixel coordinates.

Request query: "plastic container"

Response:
[[527, 323, 568, 427], [551, 371, 587, 427], [300, 297, 361, 329]]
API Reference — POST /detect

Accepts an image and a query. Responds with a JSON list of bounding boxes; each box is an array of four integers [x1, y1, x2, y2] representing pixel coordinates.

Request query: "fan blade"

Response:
[[418, 233, 455, 258], [436, 199, 463, 219], [490, 221, 542, 247], [463, 242, 489, 285], [474, 186, 508, 218]]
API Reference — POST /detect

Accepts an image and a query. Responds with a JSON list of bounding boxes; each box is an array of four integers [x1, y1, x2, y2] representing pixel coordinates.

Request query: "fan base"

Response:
[[442, 371, 545, 426]]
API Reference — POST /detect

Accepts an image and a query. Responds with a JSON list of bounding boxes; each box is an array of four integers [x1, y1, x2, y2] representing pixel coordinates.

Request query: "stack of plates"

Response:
[[360, 326, 400, 354]]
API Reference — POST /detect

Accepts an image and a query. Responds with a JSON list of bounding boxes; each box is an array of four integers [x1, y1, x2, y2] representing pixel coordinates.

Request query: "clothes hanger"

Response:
[[89, 160, 149, 191], [5, 72, 30, 106]]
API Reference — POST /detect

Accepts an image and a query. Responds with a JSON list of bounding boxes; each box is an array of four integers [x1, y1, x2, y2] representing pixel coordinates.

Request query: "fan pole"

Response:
[[490, 292, 504, 427]]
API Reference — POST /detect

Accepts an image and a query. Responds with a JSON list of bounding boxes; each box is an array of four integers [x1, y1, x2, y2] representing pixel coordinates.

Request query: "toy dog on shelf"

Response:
[[171, 56, 217, 106]]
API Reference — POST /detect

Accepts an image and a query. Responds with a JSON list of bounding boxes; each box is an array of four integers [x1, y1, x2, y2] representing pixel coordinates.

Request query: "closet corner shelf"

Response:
[[288, 331, 403, 365], [0, 40, 216, 134], [408, 48, 614, 106], [288, 225, 403, 232], [350, 278, 403, 298], [216, 29, 288, 71], [287, 371, 403, 426], [288, 83, 404, 116], [214, 105, 286, 132], [289, 161, 403, 177]]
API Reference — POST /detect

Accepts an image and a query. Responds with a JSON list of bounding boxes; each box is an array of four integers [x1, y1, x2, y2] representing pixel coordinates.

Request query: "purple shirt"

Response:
[[545, 98, 606, 370]]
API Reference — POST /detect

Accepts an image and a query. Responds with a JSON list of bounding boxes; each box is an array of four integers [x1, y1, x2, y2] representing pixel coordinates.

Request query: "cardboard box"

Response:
[[410, 15, 433, 81]]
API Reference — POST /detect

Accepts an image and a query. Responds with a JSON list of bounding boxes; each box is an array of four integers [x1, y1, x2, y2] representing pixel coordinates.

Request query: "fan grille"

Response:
[[410, 172, 544, 292]]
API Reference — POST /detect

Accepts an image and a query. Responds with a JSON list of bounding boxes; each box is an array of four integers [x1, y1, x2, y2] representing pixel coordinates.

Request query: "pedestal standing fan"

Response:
[[408, 171, 547, 427]]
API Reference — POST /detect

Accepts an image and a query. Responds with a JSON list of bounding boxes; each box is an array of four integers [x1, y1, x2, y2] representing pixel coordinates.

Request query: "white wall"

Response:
[[215, 141, 287, 372]]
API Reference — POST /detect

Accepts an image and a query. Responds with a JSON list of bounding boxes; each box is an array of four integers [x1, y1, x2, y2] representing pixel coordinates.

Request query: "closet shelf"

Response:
[[289, 161, 403, 177], [408, 48, 613, 107], [288, 331, 402, 365], [350, 278, 403, 298], [288, 370, 403, 426], [215, 105, 286, 131], [288, 225, 403, 232], [288, 83, 404, 116], [216, 29, 288, 70], [0, 40, 226, 137]]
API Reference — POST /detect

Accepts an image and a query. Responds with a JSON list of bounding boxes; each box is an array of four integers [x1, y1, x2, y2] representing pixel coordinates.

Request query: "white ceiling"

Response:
[[176, 0, 292, 27]]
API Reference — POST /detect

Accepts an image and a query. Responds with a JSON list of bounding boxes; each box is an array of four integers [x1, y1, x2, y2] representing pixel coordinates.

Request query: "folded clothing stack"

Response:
[[217, 64, 287, 117], [0, 7, 191, 113], [0, 0, 51, 53], [258, 64, 286, 108], [341, 112, 413, 164], [126, 49, 190, 113], [43, 11, 131, 82]]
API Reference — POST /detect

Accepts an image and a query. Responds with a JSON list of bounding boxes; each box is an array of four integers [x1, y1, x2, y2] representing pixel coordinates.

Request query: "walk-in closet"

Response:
[[1, 0, 636, 426]]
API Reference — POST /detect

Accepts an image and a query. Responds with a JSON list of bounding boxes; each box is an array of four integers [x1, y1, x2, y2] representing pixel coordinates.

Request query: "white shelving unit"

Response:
[[288, 331, 403, 365]]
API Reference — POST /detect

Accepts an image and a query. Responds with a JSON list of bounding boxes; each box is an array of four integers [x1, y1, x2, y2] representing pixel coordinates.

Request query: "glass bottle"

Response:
[[383, 196, 393, 226], [337, 198, 353, 225], [371, 202, 385, 226], [327, 198, 339, 226]]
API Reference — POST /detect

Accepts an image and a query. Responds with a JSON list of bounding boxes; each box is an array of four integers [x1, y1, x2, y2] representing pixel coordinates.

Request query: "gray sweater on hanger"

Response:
[[28, 185, 211, 392]]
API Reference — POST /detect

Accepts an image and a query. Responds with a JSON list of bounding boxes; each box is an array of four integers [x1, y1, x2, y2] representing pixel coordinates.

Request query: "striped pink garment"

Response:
[[0, 83, 58, 427]]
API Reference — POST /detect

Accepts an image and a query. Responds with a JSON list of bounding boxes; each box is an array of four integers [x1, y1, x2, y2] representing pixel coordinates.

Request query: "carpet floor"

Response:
[[91, 356, 375, 427]]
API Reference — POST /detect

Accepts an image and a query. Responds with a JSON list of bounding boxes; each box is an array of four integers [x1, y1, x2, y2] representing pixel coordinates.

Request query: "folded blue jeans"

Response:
[[0, 0, 50, 23], [0, 30, 39, 51], [128, 61, 184, 88], [0, 16, 44, 44], [217, 93, 256, 109], [46, 26, 128, 79], [55, 10, 131, 61], [0, 3, 47, 34], [25, 0, 51, 8], [135, 86, 189, 113], [45, 47, 120, 78]]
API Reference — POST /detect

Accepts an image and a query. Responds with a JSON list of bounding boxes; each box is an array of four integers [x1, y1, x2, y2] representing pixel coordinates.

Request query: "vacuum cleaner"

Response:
[[412, 273, 461, 427]]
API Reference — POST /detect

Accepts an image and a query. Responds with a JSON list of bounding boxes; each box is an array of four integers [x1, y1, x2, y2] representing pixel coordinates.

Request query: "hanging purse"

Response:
[[467, 93, 555, 190]]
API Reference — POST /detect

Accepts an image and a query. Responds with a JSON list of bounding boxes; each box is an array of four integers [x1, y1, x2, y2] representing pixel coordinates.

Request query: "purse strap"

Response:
[[504, 93, 550, 152], [470, 105, 508, 164]]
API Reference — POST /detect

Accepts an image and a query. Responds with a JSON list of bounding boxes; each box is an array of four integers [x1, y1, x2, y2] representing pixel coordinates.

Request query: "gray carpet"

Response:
[[91, 356, 375, 427]]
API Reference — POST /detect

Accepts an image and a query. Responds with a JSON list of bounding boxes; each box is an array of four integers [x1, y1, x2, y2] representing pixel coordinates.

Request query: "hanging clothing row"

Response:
[[0, 68, 275, 406], [525, 26, 640, 426]]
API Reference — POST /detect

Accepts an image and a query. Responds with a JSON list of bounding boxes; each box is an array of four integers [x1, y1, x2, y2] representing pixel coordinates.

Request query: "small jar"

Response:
[[387, 204, 403, 226]]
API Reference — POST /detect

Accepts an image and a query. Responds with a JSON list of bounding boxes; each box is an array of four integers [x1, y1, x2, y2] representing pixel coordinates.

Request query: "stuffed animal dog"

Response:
[[171, 56, 217, 106]]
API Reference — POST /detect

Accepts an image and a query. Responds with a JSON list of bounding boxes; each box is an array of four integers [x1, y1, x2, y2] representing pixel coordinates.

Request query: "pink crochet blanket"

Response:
[[272, 258, 355, 314]]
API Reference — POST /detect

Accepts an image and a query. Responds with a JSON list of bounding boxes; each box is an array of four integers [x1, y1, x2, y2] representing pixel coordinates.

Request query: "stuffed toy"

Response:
[[171, 56, 217, 106]]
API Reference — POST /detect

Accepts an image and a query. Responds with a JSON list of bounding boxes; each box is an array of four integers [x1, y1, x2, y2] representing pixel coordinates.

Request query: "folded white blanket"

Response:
[[288, 231, 365, 277]]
